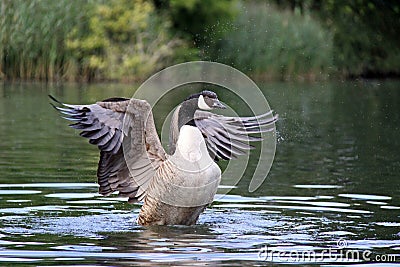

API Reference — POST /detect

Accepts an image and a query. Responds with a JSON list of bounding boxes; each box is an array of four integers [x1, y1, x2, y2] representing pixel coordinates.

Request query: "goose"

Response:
[[50, 91, 278, 226]]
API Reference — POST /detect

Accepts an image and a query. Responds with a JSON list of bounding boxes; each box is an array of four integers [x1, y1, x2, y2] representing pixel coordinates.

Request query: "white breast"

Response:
[[156, 125, 221, 207], [175, 125, 207, 163]]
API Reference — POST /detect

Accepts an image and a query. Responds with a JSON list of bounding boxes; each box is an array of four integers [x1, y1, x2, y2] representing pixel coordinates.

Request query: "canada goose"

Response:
[[50, 91, 277, 226]]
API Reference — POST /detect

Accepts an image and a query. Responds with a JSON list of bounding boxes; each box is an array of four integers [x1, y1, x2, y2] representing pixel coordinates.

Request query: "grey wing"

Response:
[[50, 95, 127, 154], [194, 110, 278, 160], [50, 96, 166, 202], [122, 98, 166, 201]]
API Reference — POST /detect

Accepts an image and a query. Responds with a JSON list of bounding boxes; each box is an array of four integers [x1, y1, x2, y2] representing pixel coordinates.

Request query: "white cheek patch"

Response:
[[198, 95, 213, 110]]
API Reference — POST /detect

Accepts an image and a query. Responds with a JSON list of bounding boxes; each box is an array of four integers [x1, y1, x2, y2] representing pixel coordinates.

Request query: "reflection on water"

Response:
[[0, 81, 399, 265]]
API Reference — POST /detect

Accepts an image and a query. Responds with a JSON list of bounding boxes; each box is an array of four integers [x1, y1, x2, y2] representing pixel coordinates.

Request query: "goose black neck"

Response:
[[178, 98, 198, 129]]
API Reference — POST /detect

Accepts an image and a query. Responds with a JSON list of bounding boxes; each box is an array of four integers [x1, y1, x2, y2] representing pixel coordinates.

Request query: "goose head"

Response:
[[184, 90, 226, 111], [177, 90, 226, 129], [197, 90, 226, 110]]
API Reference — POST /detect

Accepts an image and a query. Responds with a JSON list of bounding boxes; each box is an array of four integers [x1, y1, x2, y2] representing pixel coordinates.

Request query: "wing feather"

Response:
[[122, 99, 167, 201], [50, 95, 166, 203], [194, 110, 278, 161]]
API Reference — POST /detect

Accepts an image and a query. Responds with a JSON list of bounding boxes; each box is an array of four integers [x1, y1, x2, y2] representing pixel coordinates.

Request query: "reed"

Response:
[[204, 2, 334, 81], [0, 0, 88, 81]]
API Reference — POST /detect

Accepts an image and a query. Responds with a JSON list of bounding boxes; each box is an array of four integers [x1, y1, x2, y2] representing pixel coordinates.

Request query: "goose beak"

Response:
[[212, 100, 226, 109]]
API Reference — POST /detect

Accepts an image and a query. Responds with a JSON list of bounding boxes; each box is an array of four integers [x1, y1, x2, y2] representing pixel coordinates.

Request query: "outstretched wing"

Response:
[[50, 95, 128, 154], [50, 95, 166, 202], [194, 110, 278, 160]]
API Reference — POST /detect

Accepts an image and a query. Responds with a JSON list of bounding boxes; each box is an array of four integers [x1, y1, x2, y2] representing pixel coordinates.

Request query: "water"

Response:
[[0, 81, 399, 266]]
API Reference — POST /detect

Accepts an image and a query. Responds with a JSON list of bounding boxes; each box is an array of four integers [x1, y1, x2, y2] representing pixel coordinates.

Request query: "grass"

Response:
[[204, 2, 335, 81]]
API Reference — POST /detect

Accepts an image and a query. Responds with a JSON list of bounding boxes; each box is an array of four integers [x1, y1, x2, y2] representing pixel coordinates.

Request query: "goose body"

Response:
[[139, 125, 221, 225], [50, 91, 277, 226]]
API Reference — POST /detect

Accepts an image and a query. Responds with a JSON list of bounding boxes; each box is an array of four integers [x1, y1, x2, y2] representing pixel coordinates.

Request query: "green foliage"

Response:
[[320, 0, 400, 77], [154, 0, 238, 44], [0, 0, 193, 81], [272, 0, 400, 77], [1, 0, 397, 81], [67, 0, 188, 81], [204, 2, 334, 80]]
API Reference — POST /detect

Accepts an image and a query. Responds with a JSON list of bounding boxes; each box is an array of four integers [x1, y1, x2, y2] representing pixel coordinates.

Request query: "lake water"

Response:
[[0, 81, 399, 266]]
